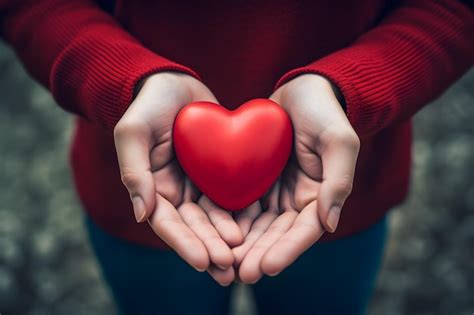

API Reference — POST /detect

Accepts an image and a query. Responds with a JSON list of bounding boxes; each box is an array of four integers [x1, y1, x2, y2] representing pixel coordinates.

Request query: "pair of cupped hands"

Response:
[[113, 72, 360, 286]]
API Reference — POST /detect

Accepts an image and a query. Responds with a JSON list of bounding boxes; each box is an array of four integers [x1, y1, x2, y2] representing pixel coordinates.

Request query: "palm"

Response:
[[115, 72, 244, 285], [282, 136, 323, 212], [233, 154, 325, 283], [149, 107, 193, 208], [235, 74, 359, 283]]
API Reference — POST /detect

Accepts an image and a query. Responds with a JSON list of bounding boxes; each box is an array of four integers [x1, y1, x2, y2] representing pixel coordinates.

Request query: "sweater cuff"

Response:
[[50, 35, 200, 132], [118, 62, 201, 128], [274, 58, 360, 128]]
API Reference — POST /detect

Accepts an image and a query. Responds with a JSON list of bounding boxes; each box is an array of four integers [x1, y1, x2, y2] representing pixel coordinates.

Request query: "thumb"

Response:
[[114, 119, 156, 223], [317, 130, 360, 232], [186, 75, 220, 105]]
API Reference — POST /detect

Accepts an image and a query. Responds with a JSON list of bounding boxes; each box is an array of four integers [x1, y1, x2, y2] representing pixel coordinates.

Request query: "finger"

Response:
[[151, 159, 185, 207], [261, 200, 324, 276], [232, 209, 279, 268], [238, 210, 297, 284], [231, 183, 280, 261], [234, 201, 262, 238], [207, 264, 235, 287], [318, 128, 360, 233], [179, 202, 234, 269], [233, 184, 294, 279], [291, 168, 321, 210], [148, 194, 209, 271], [198, 196, 244, 247], [114, 118, 155, 223]]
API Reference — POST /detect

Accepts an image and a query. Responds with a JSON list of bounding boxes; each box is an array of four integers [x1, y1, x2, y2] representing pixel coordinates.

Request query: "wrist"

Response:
[[133, 71, 193, 99], [285, 73, 346, 111]]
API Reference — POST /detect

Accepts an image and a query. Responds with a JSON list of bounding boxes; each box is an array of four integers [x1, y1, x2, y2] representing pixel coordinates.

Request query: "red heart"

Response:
[[173, 99, 293, 210]]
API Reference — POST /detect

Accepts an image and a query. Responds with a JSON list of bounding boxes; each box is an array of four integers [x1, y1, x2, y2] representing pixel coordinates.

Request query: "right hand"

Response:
[[113, 72, 243, 285], [232, 74, 360, 283]]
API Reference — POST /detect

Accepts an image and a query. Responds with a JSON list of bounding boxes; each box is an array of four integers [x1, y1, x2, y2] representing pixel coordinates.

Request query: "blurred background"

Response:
[[0, 40, 473, 315]]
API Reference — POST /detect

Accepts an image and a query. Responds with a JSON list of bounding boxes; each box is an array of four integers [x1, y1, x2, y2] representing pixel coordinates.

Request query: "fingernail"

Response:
[[132, 196, 146, 223], [217, 264, 227, 270], [194, 266, 206, 272], [326, 206, 341, 233], [267, 271, 280, 277]]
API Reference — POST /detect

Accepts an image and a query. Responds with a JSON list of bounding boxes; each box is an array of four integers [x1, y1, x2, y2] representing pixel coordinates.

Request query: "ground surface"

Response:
[[0, 42, 473, 315]]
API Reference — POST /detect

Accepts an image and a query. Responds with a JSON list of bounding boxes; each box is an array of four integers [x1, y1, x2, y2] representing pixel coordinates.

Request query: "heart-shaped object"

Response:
[[173, 99, 293, 210]]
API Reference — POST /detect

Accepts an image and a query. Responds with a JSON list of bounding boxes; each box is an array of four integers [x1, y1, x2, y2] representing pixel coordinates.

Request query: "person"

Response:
[[1, 0, 472, 314]]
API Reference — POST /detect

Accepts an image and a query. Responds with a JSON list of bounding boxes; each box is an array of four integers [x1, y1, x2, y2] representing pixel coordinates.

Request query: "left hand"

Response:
[[201, 198, 262, 284], [113, 72, 243, 286], [234, 74, 360, 283]]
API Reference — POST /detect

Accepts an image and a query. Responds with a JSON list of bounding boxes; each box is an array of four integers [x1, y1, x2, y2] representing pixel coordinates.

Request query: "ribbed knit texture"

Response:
[[0, 0, 199, 131], [276, 0, 474, 138], [0, 0, 472, 247]]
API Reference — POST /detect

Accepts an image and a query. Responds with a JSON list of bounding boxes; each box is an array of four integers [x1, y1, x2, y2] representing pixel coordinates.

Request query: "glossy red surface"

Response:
[[173, 99, 293, 210]]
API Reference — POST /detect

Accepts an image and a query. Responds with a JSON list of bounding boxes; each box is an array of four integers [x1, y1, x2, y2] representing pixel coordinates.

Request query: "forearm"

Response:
[[0, 0, 199, 131], [276, 0, 474, 137]]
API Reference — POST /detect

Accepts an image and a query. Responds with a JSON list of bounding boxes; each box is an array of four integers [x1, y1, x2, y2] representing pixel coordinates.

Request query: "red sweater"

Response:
[[1, 0, 473, 247]]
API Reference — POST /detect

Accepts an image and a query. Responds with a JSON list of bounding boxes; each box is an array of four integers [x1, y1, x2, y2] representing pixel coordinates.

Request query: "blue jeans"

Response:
[[85, 215, 388, 315]]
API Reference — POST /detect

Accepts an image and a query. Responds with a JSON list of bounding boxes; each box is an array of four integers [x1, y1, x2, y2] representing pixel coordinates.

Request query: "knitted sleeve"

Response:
[[275, 0, 474, 137], [0, 0, 199, 131]]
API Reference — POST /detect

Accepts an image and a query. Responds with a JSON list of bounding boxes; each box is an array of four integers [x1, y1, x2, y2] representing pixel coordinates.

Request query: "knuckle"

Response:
[[334, 129, 360, 151], [114, 119, 146, 140], [348, 132, 361, 151], [323, 125, 359, 149], [120, 171, 141, 190], [113, 121, 128, 139], [332, 178, 354, 197]]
